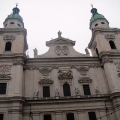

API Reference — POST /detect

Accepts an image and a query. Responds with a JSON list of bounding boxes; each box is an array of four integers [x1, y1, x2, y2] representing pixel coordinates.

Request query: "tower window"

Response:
[[10, 22, 14, 24], [88, 112, 97, 120], [5, 24, 7, 27], [101, 22, 105, 24], [44, 114, 51, 120], [0, 83, 7, 94], [5, 42, 12, 51], [96, 48, 99, 57], [43, 86, 50, 97], [66, 113, 74, 120], [0, 114, 3, 120], [109, 41, 116, 49], [18, 24, 21, 27], [95, 23, 98, 26], [83, 85, 91, 95], [63, 83, 71, 96]]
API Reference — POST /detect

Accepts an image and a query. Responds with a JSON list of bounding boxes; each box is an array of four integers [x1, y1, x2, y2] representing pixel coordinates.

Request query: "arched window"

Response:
[[96, 48, 99, 57], [5, 42, 12, 51], [63, 83, 71, 96], [109, 41, 116, 49]]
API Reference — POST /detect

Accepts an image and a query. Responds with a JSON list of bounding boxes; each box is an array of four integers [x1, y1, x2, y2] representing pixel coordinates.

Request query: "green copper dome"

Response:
[[90, 8, 108, 24], [4, 6, 23, 22]]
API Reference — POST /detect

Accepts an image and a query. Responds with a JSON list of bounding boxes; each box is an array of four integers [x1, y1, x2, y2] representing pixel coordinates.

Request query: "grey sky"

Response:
[[0, 0, 120, 57]]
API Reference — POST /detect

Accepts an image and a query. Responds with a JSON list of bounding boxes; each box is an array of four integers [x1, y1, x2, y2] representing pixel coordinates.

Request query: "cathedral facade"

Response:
[[0, 5, 120, 120]]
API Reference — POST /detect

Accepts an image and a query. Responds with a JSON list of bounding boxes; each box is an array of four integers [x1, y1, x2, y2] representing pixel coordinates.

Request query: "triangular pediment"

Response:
[[46, 37, 75, 46], [0, 74, 11, 80]]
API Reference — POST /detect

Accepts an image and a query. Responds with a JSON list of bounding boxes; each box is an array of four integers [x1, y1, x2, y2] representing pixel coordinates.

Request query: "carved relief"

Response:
[[13, 60, 24, 65], [62, 46, 69, 55], [39, 67, 52, 76], [0, 65, 11, 80], [77, 66, 89, 76], [55, 46, 62, 55], [115, 63, 120, 77], [102, 57, 113, 64], [39, 67, 53, 85], [75, 88, 80, 95], [105, 34, 115, 40], [3, 35, 15, 42], [55, 89, 59, 96], [39, 77, 53, 84], [78, 77, 92, 83], [58, 70, 73, 80]]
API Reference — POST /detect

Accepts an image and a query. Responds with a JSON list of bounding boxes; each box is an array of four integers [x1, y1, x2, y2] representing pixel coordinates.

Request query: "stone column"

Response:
[[32, 112, 40, 120], [77, 111, 86, 120], [55, 111, 63, 120], [102, 58, 120, 93]]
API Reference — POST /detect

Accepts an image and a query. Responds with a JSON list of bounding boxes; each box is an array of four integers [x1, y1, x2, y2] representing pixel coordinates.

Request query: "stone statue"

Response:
[[75, 88, 80, 95], [58, 31, 62, 37], [34, 89, 39, 97], [55, 89, 59, 96], [33, 48, 38, 56], [95, 87, 100, 94], [85, 48, 90, 54]]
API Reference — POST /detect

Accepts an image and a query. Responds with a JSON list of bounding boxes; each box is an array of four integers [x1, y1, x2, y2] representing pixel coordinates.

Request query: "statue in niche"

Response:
[[55, 89, 59, 96], [85, 48, 90, 54], [34, 89, 39, 97], [58, 70, 73, 80], [95, 87, 100, 94], [75, 88, 80, 95], [33, 48, 38, 56]]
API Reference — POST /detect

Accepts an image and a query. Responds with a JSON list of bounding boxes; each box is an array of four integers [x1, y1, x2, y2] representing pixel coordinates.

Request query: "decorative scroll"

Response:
[[39, 77, 53, 84], [62, 46, 69, 55], [39, 67, 52, 76], [105, 34, 115, 40], [3, 35, 15, 42], [77, 66, 89, 76], [55, 46, 62, 55], [58, 70, 73, 80]]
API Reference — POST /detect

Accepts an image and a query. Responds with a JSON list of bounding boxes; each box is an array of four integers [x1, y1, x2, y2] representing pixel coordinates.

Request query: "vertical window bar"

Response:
[[44, 114, 51, 120], [83, 85, 91, 95], [66, 113, 74, 120], [43, 86, 50, 97], [88, 112, 97, 120], [0, 83, 7, 94]]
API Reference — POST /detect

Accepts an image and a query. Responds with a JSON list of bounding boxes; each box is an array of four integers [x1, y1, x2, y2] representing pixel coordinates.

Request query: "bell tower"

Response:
[[88, 6, 120, 94], [0, 5, 28, 54]]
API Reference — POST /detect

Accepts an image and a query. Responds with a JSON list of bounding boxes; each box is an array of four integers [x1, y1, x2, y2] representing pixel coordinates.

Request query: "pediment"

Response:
[[0, 74, 11, 80], [46, 37, 75, 46], [39, 78, 53, 84]]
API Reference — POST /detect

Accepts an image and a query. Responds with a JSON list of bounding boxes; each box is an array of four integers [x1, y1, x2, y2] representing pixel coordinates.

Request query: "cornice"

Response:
[[88, 28, 120, 49], [0, 28, 27, 34]]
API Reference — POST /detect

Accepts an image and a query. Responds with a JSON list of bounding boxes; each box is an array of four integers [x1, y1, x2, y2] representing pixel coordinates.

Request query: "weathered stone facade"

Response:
[[0, 6, 120, 120]]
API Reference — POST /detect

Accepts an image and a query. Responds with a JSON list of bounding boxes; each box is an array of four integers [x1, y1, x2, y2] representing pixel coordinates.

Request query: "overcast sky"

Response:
[[0, 0, 120, 57]]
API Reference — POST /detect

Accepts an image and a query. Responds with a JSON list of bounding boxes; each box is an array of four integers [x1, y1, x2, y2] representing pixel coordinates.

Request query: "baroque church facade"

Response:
[[0, 5, 120, 120]]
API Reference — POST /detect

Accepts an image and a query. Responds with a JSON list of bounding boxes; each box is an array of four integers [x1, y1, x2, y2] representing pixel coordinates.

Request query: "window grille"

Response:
[[83, 85, 91, 95], [88, 112, 97, 120], [43, 86, 50, 97], [66, 113, 74, 120], [63, 83, 71, 96], [44, 114, 51, 120], [0, 114, 3, 120], [0, 83, 7, 94]]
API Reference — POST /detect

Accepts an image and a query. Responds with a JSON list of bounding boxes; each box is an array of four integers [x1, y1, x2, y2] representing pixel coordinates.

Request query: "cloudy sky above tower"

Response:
[[0, 0, 120, 57]]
